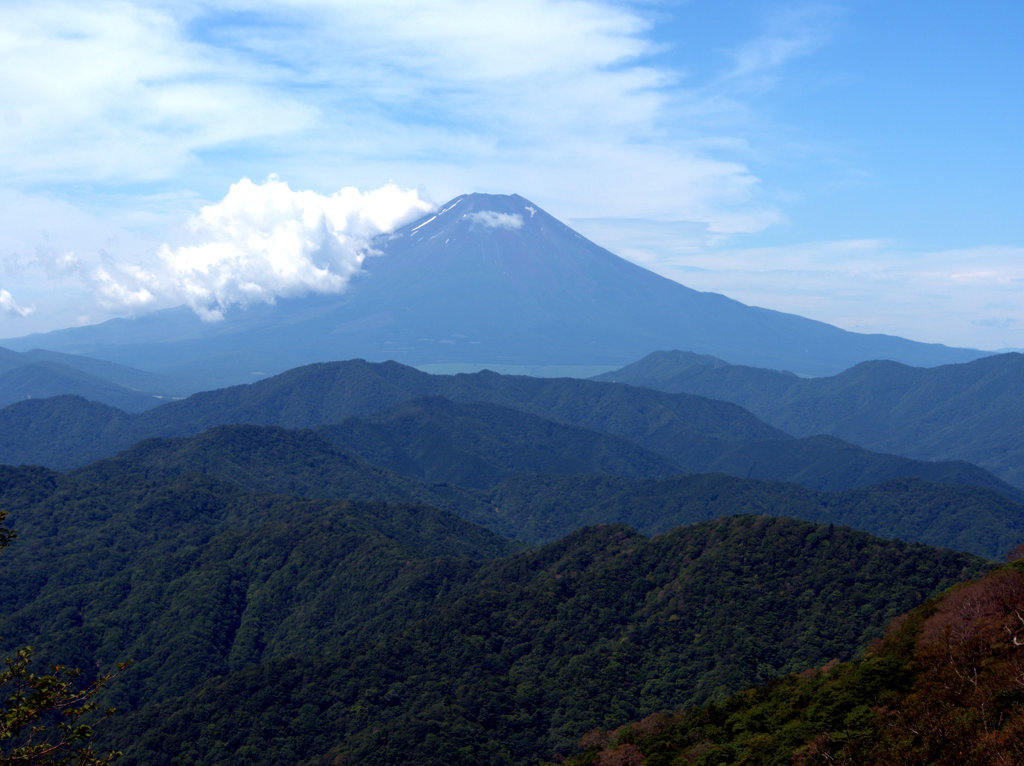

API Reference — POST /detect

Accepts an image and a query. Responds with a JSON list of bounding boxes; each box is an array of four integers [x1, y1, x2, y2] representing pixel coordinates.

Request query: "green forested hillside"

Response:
[[0, 470, 514, 703], [0, 395, 136, 467], [71, 423, 488, 521], [109, 518, 987, 765], [697, 434, 1019, 497], [560, 559, 1024, 766], [0, 467, 991, 765], [0, 360, 783, 470], [132, 359, 787, 446], [0, 353, 1018, 764], [320, 396, 1018, 499]]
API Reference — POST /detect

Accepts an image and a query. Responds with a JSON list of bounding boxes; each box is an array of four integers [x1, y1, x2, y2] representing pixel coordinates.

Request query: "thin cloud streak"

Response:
[[726, 4, 840, 82], [0, 291, 33, 318]]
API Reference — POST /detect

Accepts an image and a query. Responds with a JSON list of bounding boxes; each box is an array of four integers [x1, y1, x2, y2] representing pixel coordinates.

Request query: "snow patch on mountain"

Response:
[[467, 211, 524, 230]]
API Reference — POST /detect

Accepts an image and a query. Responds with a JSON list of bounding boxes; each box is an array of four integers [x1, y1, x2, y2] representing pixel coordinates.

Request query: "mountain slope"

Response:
[[111, 518, 988, 765], [1, 194, 985, 385], [485, 473, 1024, 559], [60, 417, 1024, 557], [0, 360, 786, 468], [0, 396, 137, 467], [0, 362, 162, 412], [17, 348, 181, 395], [0, 470, 515, 711], [70, 424, 488, 524]]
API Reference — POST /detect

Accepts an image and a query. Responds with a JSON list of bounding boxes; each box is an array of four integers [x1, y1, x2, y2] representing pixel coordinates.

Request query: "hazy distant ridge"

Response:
[[596, 350, 1024, 488]]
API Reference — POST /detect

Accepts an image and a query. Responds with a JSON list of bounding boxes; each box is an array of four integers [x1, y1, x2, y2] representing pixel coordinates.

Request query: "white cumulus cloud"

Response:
[[95, 177, 434, 319]]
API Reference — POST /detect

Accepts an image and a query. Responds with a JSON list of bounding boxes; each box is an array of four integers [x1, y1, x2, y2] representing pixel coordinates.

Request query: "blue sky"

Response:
[[1, 0, 1021, 351]]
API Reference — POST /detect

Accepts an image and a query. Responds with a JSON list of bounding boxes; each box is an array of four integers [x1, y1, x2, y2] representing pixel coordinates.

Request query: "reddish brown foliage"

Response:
[[794, 733, 858, 766], [626, 711, 673, 739], [918, 569, 1024, 649], [797, 657, 840, 679], [593, 743, 644, 766], [578, 728, 612, 750], [576, 712, 675, 764], [1005, 541, 1024, 562], [871, 567, 1024, 764]]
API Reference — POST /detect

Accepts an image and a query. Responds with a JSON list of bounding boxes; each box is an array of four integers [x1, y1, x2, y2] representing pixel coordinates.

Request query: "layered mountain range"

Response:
[[1, 357, 1022, 561], [1, 192, 1021, 765]]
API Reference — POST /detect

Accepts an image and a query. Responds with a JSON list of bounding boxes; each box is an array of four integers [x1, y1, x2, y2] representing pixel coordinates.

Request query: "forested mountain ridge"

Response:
[[131, 359, 784, 444], [69, 421, 1024, 558], [322, 396, 683, 487], [70, 423, 490, 516], [481, 473, 1024, 559], [0, 359, 1019, 506], [0, 395, 137, 467], [0, 440, 997, 764], [0, 469, 516, 699], [0, 359, 780, 468], [559, 557, 1024, 766], [596, 350, 1024, 489]]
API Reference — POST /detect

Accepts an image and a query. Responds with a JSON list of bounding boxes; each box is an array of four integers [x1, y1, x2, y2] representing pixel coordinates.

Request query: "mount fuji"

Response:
[[3, 193, 985, 389]]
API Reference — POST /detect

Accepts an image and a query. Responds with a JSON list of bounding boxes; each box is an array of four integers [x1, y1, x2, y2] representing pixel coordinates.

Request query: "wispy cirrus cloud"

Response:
[[0, 1, 772, 232], [0, 2, 315, 183], [725, 4, 840, 83]]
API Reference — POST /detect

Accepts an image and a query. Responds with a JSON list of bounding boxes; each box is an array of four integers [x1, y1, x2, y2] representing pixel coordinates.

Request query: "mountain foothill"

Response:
[[1, 193, 1022, 764]]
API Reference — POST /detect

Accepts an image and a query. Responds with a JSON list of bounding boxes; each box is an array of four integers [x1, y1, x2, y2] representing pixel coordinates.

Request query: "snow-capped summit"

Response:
[[396, 193, 552, 243]]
